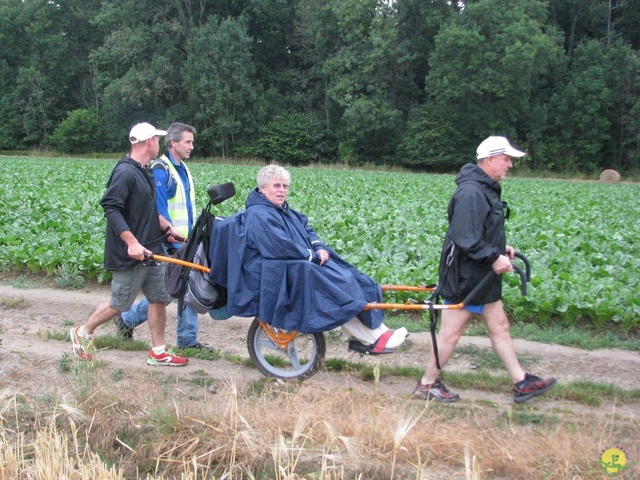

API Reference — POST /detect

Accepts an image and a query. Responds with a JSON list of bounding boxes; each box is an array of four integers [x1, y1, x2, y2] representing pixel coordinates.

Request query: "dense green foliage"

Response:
[[48, 109, 105, 154], [0, 0, 639, 174], [1, 157, 638, 333]]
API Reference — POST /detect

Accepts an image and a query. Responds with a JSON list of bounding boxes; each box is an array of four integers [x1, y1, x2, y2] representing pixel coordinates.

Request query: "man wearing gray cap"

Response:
[[412, 136, 556, 403], [70, 122, 189, 367]]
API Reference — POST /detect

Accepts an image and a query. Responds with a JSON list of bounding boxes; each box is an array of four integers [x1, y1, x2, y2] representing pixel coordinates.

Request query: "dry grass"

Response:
[[0, 372, 634, 479], [0, 295, 28, 308], [0, 389, 123, 479]]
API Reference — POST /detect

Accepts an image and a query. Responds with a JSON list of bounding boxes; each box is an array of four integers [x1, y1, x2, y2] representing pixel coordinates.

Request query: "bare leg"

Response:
[[83, 301, 120, 335], [147, 301, 167, 348], [420, 308, 471, 385], [480, 300, 525, 383]]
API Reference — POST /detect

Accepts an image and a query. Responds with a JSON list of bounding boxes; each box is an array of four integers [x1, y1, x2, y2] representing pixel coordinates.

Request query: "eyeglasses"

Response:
[[270, 183, 290, 190]]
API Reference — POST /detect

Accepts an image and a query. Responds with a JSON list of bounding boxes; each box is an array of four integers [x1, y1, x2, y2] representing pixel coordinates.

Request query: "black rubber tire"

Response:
[[247, 318, 326, 381]]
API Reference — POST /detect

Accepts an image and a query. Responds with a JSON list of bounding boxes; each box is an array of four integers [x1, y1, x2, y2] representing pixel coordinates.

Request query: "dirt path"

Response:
[[1, 281, 639, 420]]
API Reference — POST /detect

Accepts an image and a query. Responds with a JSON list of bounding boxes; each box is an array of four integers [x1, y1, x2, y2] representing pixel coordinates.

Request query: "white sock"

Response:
[[77, 326, 93, 340], [152, 345, 166, 355]]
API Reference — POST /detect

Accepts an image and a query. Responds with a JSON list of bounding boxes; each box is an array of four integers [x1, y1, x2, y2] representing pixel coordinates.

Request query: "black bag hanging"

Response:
[[183, 241, 227, 313], [163, 181, 235, 314], [164, 206, 215, 314], [164, 243, 190, 298]]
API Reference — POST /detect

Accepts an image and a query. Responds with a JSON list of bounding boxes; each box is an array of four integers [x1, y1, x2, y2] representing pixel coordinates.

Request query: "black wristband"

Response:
[[164, 225, 172, 233]]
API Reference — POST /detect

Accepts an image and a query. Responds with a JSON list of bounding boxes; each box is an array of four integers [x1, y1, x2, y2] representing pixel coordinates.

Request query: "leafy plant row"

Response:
[[1, 158, 638, 332]]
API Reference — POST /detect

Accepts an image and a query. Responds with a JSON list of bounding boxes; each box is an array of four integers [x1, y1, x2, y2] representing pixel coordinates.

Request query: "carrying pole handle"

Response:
[[145, 252, 211, 274]]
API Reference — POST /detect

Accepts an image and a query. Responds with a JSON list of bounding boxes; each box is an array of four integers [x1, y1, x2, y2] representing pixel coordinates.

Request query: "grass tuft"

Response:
[[0, 295, 28, 308], [174, 345, 221, 361], [9, 275, 39, 290], [455, 344, 538, 370], [54, 262, 85, 290], [465, 321, 640, 351]]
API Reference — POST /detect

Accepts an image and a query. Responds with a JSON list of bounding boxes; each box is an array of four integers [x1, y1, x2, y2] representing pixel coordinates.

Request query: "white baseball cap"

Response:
[[129, 122, 168, 144], [476, 136, 526, 160]]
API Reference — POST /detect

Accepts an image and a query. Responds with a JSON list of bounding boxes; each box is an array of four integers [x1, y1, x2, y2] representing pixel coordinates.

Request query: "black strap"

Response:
[[151, 155, 174, 190], [426, 243, 456, 370], [427, 303, 441, 370]]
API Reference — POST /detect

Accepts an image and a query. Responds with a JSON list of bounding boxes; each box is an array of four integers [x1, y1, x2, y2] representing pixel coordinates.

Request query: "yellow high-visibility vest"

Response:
[[152, 155, 196, 238]]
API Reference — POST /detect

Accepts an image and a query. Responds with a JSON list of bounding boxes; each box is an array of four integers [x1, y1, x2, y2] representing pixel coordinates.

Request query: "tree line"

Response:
[[1, 0, 639, 173]]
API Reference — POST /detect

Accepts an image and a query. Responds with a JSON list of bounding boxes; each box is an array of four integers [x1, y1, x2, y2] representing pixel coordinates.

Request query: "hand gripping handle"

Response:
[[461, 251, 531, 305]]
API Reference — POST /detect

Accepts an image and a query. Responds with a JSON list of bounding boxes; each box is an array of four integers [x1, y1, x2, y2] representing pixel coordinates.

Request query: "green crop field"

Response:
[[1, 157, 638, 332]]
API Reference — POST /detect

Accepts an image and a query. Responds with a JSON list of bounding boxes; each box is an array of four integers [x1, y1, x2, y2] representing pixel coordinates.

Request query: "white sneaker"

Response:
[[385, 327, 408, 349], [69, 326, 93, 361], [341, 318, 408, 349]]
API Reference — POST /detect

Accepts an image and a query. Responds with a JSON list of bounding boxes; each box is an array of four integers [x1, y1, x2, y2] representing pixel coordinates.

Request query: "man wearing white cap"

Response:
[[114, 122, 214, 351], [413, 135, 556, 403], [70, 122, 189, 367]]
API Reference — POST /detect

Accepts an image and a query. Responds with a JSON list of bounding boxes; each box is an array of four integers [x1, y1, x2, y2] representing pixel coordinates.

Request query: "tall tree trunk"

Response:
[[324, 77, 330, 131], [607, 0, 613, 47]]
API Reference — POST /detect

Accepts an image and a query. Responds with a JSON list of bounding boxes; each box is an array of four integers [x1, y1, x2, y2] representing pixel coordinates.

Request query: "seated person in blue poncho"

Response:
[[208, 165, 407, 353]]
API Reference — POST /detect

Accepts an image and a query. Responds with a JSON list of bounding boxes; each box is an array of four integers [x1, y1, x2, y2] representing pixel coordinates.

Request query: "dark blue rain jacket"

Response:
[[208, 188, 384, 333]]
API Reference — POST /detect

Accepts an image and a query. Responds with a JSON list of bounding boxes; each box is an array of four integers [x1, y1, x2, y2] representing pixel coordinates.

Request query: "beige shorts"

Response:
[[109, 264, 172, 311]]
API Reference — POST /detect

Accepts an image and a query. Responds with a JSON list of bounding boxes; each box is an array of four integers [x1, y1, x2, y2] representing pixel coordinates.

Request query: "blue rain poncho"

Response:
[[208, 188, 384, 333]]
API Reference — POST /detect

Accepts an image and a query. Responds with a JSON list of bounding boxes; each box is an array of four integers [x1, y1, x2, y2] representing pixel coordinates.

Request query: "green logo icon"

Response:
[[596, 447, 637, 477]]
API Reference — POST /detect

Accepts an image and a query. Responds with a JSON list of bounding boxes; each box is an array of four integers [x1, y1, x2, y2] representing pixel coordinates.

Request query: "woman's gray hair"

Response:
[[256, 164, 291, 188]]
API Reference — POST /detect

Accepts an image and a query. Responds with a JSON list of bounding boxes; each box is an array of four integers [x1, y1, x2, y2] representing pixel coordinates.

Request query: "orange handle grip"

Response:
[[148, 253, 211, 274]]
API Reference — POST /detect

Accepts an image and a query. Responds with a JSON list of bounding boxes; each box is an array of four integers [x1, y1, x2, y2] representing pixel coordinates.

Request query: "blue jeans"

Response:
[[121, 298, 200, 347]]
